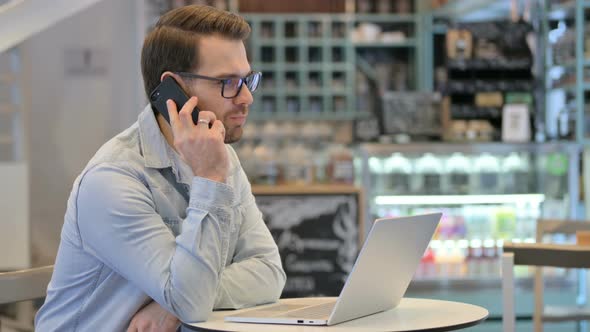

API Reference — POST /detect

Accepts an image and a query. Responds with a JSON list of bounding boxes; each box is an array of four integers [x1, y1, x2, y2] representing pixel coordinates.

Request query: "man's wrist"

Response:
[[192, 171, 226, 184], [190, 177, 235, 209], [204, 175, 226, 183]]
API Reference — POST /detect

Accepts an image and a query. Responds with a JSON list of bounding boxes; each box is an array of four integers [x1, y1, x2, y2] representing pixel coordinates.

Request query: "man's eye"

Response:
[[225, 79, 240, 87]]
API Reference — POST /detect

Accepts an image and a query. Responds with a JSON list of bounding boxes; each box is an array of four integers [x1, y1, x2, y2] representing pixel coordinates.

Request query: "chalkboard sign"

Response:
[[253, 186, 363, 298]]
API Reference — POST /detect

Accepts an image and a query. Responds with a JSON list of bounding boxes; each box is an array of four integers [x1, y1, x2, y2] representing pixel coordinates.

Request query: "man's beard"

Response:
[[223, 108, 247, 144], [223, 124, 243, 144]]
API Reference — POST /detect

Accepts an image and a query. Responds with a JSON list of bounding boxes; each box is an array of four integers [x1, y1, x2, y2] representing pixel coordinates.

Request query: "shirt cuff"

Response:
[[189, 177, 235, 209]]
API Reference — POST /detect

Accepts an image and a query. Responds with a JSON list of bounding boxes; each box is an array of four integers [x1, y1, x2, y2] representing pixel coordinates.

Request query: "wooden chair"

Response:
[[502, 219, 590, 332], [0, 265, 53, 331]]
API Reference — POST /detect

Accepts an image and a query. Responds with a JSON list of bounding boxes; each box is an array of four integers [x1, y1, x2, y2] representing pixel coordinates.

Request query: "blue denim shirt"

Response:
[[35, 105, 286, 331]]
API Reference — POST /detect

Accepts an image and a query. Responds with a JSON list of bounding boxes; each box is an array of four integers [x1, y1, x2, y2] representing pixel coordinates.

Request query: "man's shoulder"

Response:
[[81, 123, 148, 181]]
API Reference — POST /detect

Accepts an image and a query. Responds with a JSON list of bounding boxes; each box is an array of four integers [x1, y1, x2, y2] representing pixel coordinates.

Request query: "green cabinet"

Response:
[[244, 12, 422, 120], [245, 14, 357, 120]]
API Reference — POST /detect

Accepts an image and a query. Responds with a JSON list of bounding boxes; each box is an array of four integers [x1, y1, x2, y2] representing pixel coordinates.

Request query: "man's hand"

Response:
[[127, 301, 180, 332], [167, 97, 229, 183]]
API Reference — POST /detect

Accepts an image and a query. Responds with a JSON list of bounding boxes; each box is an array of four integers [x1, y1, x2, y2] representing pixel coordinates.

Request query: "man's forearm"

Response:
[[214, 255, 286, 309]]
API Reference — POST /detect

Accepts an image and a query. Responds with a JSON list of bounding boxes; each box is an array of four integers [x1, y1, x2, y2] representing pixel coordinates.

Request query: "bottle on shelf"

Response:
[[446, 240, 467, 278], [482, 238, 499, 277], [416, 246, 436, 279], [464, 206, 494, 239], [466, 238, 483, 277], [300, 122, 327, 184], [494, 207, 517, 241]]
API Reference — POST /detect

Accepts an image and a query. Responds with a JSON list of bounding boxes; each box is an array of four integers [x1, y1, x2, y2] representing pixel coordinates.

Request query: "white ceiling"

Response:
[[0, 0, 105, 53]]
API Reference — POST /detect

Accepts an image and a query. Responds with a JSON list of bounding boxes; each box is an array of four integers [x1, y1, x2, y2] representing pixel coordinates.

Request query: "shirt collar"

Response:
[[137, 105, 194, 186]]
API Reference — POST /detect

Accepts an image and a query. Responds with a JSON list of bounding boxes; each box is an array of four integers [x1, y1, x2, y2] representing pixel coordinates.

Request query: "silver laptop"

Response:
[[224, 212, 442, 326]]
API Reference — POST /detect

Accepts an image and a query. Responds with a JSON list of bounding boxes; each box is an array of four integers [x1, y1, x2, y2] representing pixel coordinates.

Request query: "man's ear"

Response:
[[160, 71, 188, 91]]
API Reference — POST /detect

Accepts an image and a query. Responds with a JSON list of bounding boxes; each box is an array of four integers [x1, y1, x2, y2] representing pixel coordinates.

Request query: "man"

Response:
[[35, 5, 286, 331]]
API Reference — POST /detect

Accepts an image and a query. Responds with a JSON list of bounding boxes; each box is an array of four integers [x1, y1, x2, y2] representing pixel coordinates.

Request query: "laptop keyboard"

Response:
[[282, 301, 336, 319]]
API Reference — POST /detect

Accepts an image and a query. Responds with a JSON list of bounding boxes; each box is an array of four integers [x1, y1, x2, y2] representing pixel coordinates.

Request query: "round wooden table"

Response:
[[183, 297, 489, 331]]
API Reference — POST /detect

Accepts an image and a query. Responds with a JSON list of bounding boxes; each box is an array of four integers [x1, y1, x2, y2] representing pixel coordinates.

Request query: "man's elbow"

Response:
[[166, 290, 215, 324], [172, 303, 212, 324], [179, 311, 210, 325], [271, 267, 287, 301]]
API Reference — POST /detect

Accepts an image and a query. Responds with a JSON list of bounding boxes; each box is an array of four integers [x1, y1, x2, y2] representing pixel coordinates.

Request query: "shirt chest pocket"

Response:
[[152, 186, 185, 236]]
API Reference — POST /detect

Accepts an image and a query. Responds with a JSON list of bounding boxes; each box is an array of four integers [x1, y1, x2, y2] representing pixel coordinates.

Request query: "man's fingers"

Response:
[[166, 100, 179, 129], [211, 120, 225, 138], [198, 110, 217, 123], [178, 97, 199, 129], [196, 118, 210, 128]]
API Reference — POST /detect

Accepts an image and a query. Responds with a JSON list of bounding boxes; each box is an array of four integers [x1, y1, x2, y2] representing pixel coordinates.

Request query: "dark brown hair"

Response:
[[141, 5, 250, 98]]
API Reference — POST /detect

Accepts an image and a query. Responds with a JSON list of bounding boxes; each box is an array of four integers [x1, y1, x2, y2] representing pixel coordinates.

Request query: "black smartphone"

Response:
[[149, 76, 199, 125]]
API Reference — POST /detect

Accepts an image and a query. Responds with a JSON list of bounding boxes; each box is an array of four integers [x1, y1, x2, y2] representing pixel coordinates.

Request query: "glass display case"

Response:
[[358, 142, 581, 276], [356, 142, 583, 329]]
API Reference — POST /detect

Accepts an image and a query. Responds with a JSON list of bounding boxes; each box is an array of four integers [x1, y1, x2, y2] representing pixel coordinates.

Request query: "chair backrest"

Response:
[[536, 219, 590, 242], [0, 265, 53, 304]]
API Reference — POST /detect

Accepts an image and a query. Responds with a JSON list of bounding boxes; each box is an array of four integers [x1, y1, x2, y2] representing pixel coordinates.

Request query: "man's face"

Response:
[[181, 35, 253, 144]]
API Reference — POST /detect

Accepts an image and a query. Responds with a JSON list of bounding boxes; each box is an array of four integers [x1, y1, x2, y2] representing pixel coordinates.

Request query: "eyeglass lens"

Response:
[[223, 72, 261, 98]]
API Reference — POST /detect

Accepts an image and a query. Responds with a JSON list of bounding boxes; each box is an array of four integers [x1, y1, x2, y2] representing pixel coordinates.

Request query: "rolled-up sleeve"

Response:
[[76, 163, 233, 323]]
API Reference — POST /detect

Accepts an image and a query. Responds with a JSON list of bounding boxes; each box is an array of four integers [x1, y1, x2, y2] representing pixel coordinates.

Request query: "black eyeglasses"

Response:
[[175, 71, 262, 99]]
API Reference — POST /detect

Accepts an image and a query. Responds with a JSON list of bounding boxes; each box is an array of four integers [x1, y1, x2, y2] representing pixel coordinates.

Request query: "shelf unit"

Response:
[[541, 0, 590, 142], [244, 11, 423, 120], [244, 14, 357, 120]]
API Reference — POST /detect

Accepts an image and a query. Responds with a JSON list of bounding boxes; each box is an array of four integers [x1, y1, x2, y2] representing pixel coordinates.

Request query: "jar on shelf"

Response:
[[444, 153, 471, 195], [383, 153, 412, 195], [412, 153, 444, 194], [254, 122, 282, 185], [471, 153, 501, 194], [284, 143, 313, 185], [253, 143, 280, 185], [501, 152, 531, 194], [236, 142, 256, 182], [540, 153, 568, 199], [326, 144, 355, 185], [369, 157, 386, 194]]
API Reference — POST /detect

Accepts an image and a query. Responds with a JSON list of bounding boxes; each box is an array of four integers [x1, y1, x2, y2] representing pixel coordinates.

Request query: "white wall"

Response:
[[22, 0, 143, 265]]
